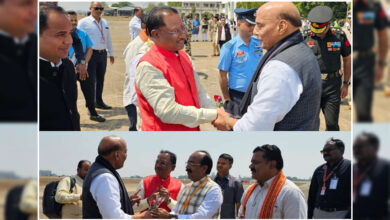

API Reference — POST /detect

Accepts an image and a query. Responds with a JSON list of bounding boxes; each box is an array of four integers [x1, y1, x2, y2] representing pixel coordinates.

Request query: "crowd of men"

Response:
[[42, 135, 357, 219], [36, 1, 354, 131]]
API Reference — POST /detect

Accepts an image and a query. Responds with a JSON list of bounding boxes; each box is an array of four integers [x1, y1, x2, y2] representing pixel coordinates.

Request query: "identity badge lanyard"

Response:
[[94, 20, 105, 44], [321, 159, 344, 196], [353, 160, 376, 202]]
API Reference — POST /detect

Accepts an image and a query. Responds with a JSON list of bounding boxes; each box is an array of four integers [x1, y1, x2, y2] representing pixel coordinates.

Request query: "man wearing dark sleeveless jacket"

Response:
[[213, 2, 321, 131], [82, 136, 152, 219], [39, 5, 80, 131]]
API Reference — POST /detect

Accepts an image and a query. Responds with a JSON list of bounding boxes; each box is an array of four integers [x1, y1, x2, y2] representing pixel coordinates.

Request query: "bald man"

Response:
[[82, 136, 151, 219], [213, 2, 321, 131]]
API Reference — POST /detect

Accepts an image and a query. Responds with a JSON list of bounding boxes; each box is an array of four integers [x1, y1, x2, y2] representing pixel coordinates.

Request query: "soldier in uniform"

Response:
[[210, 15, 220, 56], [304, 6, 351, 131], [184, 14, 192, 56], [353, 0, 388, 122], [218, 8, 263, 116]]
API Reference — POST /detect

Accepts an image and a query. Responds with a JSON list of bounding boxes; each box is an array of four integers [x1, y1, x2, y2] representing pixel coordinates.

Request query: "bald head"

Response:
[[98, 136, 126, 156], [254, 2, 301, 50], [259, 2, 301, 28]]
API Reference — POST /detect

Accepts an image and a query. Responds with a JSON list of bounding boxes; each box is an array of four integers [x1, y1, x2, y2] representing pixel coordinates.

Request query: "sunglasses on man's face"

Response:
[[94, 7, 104, 11]]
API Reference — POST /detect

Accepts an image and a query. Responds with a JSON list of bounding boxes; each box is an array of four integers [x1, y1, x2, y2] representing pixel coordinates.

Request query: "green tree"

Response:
[[167, 2, 182, 7], [191, 6, 196, 14], [202, 12, 212, 19], [158, 2, 165, 7], [236, 2, 265, 9], [145, 3, 156, 11], [101, 2, 109, 8], [117, 2, 134, 8], [296, 2, 348, 19], [111, 3, 119, 7]]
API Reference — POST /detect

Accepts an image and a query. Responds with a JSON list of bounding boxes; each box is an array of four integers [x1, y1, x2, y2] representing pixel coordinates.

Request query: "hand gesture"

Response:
[[150, 208, 170, 218], [130, 189, 141, 206]]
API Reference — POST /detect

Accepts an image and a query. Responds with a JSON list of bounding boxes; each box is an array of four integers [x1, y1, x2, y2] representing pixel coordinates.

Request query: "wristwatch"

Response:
[[80, 60, 86, 64], [378, 60, 387, 67], [343, 81, 351, 86], [225, 117, 231, 130], [169, 214, 178, 219]]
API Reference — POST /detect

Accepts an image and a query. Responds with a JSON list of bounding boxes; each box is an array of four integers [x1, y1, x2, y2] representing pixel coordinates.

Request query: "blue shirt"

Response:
[[68, 28, 93, 59], [192, 19, 200, 34], [218, 35, 263, 92]]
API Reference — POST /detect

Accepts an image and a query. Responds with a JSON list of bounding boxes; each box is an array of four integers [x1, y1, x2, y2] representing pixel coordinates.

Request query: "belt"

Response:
[[318, 207, 348, 212], [321, 72, 338, 80], [353, 50, 373, 59], [93, 49, 106, 53]]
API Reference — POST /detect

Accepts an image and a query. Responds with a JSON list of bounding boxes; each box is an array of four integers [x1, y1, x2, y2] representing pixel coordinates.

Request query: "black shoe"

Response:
[[96, 103, 112, 109], [90, 115, 106, 122]]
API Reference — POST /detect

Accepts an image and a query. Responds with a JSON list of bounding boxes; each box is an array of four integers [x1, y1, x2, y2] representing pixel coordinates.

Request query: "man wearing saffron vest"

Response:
[[135, 6, 217, 131], [132, 150, 183, 213], [150, 151, 223, 218], [213, 2, 321, 131], [238, 145, 307, 219]]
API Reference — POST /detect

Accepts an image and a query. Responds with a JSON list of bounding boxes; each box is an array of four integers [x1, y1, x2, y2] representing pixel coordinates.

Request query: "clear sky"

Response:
[[40, 131, 351, 179], [0, 123, 37, 178]]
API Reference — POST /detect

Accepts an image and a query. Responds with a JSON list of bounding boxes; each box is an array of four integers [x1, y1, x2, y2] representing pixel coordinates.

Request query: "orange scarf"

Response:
[[242, 170, 286, 219]]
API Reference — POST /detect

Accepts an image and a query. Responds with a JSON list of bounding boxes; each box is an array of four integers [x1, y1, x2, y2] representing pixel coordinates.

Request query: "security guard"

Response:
[[218, 8, 263, 116], [185, 14, 192, 56], [353, 0, 388, 122], [304, 6, 351, 131]]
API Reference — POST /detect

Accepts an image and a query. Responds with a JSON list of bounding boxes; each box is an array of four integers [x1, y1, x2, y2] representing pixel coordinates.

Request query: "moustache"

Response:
[[186, 168, 192, 173], [250, 168, 256, 173]]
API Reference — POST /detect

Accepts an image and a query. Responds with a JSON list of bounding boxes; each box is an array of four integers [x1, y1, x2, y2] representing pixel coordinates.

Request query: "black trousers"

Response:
[[88, 50, 107, 106], [321, 76, 341, 131], [224, 89, 245, 118], [77, 73, 97, 116], [125, 104, 137, 131], [353, 54, 375, 122], [219, 40, 227, 49]]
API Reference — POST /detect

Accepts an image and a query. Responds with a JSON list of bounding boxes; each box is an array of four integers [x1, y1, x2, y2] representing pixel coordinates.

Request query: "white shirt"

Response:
[[171, 185, 223, 219], [90, 173, 132, 219], [0, 29, 29, 45], [233, 60, 303, 131], [123, 36, 146, 107], [39, 57, 63, 68], [238, 177, 307, 219], [78, 15, 114, 56], [129, 16, 142, 40]]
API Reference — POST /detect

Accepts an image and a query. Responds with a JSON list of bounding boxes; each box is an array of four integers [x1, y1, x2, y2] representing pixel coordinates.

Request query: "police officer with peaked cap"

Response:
[[353, 0, 388, 122], [218, 8, 263, 117], [304, 5, 351, 131]]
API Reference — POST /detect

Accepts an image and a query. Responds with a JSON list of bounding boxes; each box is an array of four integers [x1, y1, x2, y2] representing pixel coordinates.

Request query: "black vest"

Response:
[[82, 157, 134, 218], [0, 33, 37, 121], [39, 58, 80, 131]]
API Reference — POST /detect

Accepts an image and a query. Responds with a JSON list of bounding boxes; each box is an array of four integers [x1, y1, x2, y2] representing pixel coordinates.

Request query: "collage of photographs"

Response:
[[0, 0, 389, 219]]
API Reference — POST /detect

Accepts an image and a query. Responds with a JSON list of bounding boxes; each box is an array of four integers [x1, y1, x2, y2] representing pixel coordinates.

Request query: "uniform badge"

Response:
[[236, 51, 245, 57], [327, 42, 332, 48], [307, 41, 314, 47]]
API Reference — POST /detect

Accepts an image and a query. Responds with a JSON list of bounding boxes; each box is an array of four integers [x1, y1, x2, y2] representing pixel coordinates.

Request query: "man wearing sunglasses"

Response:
[[135, 6, 217, 131], [307, 138, 351, 218], [218, 8, 263, 117], [304, 6, 351, 131], [78, 2, 114, 110]]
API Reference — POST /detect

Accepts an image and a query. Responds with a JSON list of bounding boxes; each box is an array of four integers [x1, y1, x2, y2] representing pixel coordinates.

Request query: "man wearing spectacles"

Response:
[[135, 6, 217, 131], [132, 150, 183, 213], [78, 2, 114, 111], [307, 138, 351, 218], [150, 150, 223, 218]]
